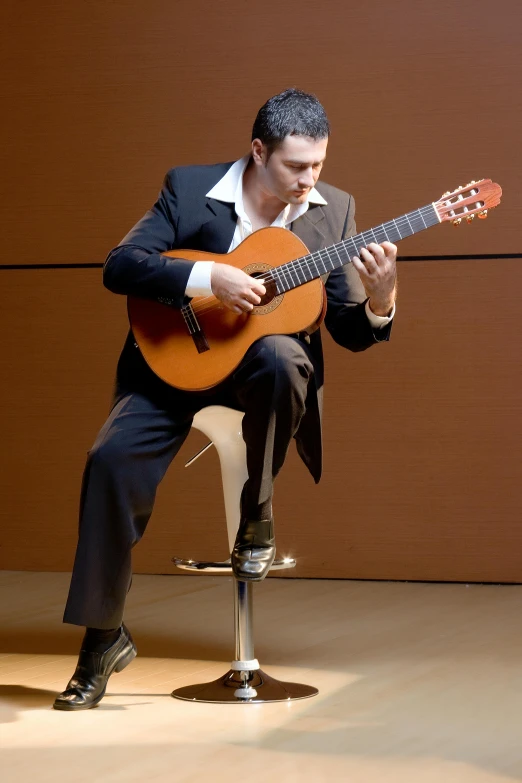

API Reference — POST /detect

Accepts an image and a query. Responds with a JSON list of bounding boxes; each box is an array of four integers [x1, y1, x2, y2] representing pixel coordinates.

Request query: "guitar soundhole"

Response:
[[244, 264, 284, 315]]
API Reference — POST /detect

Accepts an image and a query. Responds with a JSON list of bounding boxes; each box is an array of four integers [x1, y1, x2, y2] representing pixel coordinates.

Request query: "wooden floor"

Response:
[[1, 571, 522, 782]]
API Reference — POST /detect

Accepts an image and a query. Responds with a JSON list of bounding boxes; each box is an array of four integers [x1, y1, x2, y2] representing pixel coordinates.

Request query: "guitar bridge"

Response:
[[181, 303, 210, 354]]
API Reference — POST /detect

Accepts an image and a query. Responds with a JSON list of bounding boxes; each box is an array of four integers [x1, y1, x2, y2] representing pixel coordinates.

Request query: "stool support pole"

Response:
[[234, 580, 257, 667]]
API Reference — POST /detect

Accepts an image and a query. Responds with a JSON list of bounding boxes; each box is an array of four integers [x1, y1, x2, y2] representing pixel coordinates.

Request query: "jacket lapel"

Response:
[[291, 205, 327, 253], [192, 198, 237, 255]]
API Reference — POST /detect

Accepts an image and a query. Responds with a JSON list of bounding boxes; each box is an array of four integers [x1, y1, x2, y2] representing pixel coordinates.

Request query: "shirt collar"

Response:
[[206, 154, 328, 214]]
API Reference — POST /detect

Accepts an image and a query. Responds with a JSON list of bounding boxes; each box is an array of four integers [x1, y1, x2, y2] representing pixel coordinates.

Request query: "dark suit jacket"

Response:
[[104, 162, 392, 481]]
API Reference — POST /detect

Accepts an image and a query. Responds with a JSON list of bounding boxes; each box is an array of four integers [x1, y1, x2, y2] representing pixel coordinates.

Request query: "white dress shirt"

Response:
[[185, 154, 394, 328]]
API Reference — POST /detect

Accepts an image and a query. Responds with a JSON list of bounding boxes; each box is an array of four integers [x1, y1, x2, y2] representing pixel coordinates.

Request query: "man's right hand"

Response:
[[211, 263, 266, 314]]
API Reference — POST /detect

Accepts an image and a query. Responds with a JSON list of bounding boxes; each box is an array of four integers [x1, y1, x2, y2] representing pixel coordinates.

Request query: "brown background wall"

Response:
[[1, 0, 521, 581]]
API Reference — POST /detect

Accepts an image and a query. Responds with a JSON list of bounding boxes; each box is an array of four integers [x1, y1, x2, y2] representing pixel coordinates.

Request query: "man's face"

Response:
[[252, 134, 328, 205]]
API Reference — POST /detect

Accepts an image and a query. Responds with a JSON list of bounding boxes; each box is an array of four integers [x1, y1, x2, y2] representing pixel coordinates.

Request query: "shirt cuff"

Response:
[[365, 299, 395, 329], [185, 261, 214, 296]]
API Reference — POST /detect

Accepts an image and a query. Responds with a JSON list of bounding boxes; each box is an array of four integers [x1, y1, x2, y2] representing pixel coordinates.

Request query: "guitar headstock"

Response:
[[435, 179, 502, 225]]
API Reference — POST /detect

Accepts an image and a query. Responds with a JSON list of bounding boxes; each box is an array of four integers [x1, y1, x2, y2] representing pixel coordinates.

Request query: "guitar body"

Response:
[[128, 227, 327, 391]]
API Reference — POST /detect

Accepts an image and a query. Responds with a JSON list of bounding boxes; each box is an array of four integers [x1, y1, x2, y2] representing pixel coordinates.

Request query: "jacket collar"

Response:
[[206, 154, 328, 211]]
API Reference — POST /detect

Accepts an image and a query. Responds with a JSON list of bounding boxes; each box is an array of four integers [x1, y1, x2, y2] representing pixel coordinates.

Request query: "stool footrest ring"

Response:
[[172, 556, 296, 574]]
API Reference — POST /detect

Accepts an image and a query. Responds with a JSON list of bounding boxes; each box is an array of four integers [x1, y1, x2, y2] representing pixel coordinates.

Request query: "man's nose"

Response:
[[298, 169, 315, 188]]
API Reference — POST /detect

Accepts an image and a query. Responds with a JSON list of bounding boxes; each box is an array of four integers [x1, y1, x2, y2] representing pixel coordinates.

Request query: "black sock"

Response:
[[82, 626, 121, 654]]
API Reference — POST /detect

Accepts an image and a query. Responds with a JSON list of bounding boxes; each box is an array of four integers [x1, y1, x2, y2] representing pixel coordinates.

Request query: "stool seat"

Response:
[[171, 405, 317, 704]]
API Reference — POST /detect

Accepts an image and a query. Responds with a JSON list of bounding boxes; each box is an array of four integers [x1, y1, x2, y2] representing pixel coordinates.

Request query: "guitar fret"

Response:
[[373, 225, 388, 243], [381, 220, 400, 243], [310, 253, 322, 278], [318, 253, 330, 274], [392, 218, 405, 240], [277, 271, 290, 293], [345, 236, 359, 260], [295, 261, 307, 284], [288, 264, 300, 287], [282, 265, 294, 287], [403, 213, 414, 234], [379, 223, 390, 242], [331, 244, 344, 268], [310, 252, 327, 276], [304, 261, 314, 282], [318, 248, 335, 273], [271, 266, 284, 294], [417, 208, 428, 229], [284, 266, 293, 291]]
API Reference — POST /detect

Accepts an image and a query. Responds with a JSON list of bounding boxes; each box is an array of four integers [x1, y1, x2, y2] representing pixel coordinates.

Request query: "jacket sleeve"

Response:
[[324, 195, 392, 351], [103, 168, 195, 309]]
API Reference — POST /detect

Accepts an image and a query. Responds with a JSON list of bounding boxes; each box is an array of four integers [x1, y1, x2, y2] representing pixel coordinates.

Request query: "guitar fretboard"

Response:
[[271, 203, 440, 294]]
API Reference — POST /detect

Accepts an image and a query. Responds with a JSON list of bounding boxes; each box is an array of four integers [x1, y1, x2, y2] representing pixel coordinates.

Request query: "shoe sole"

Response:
[[52, 645, 137, 711]]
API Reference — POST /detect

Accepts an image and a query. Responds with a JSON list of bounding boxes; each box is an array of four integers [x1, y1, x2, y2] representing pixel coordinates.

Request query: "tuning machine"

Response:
[[466, 214, 475, 223], [453, 218, 462, 226], [478, 210, 488, 219]]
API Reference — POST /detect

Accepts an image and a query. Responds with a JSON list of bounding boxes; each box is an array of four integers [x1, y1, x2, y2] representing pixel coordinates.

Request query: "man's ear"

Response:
[[251, 138, 267, 166]]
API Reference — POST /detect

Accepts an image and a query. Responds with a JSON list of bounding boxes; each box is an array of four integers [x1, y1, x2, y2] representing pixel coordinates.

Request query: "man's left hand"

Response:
[[351, 241, 397, 317]]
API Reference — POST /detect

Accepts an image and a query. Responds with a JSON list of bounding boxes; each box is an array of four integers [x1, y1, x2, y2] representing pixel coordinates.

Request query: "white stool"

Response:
[[171, 405, 318, 703]]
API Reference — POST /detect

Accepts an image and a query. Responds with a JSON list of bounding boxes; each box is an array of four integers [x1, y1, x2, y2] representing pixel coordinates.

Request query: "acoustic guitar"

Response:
[[128, 179, 502, 391]]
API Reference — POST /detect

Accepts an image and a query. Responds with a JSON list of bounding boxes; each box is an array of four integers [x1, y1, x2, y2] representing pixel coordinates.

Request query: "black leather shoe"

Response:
[[53, 625, 137, 711], [231, 518, 276, 581]]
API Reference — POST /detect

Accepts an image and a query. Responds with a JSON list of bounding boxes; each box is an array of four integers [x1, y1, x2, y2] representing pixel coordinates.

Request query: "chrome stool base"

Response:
[[172, 667, 318, 704]]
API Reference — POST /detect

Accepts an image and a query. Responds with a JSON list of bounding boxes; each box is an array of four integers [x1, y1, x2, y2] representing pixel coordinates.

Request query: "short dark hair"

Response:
[[251, 88, 330, 157]]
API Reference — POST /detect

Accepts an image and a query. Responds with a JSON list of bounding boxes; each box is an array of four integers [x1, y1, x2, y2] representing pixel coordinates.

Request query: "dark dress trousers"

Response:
[[63, 162, 392, 629]]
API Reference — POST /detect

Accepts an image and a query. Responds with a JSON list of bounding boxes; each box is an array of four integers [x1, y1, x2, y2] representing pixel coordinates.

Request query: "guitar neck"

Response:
[[274, 202, 440, 294]]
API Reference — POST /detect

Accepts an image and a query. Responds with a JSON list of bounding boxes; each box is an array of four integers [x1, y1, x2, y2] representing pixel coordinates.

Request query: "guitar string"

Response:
[[182, 205, 437, 318]]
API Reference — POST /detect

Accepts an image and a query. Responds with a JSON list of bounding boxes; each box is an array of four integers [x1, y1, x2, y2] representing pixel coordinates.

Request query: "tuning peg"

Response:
[[466, 214, 475, 223], [453, 218, 462, 226], [478, 210, 488, 219]]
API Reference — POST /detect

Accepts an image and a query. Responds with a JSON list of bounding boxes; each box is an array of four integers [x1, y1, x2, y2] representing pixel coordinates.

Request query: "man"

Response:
[[54, 88, 397, 711]]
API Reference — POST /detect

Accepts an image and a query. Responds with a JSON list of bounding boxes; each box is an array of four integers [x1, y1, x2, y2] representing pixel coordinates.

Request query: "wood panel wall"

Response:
[[1, 0, 521, 581]]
